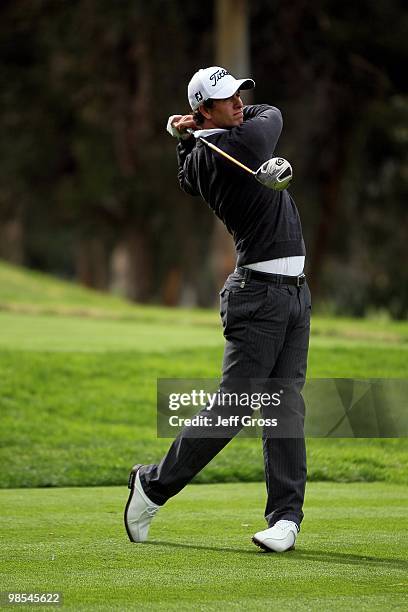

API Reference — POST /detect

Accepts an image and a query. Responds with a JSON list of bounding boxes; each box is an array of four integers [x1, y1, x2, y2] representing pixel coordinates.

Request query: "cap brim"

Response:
[[210, 77, 255, 100]]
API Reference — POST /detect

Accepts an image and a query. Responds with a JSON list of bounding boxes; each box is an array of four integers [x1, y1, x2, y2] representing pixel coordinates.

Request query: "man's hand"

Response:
[[173, 115, 197, 134], [166, 114, 198, 139]]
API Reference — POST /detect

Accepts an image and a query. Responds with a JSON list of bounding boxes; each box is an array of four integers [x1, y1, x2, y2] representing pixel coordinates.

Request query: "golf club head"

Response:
[[255, 157, 293, 190]]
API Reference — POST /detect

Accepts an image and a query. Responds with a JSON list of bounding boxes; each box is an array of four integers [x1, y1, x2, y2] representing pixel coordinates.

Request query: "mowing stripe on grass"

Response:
[[0, 482, 407, 610]]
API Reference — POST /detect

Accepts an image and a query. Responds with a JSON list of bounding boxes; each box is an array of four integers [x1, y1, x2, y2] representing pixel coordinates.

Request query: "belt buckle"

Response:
[[296, 274, 305, 287]]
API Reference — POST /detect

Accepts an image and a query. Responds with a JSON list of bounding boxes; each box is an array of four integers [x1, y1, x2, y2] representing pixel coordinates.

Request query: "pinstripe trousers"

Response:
[[140, 270, 311, 528]]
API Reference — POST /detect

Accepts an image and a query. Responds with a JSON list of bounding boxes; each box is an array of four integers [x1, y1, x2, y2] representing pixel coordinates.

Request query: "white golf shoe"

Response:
[[124, 465, 160, 542], [252, 520, 298, 552]]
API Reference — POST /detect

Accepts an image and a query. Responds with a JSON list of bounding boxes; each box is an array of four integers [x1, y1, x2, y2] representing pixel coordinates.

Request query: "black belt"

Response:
[[236, 266, 306, 287]]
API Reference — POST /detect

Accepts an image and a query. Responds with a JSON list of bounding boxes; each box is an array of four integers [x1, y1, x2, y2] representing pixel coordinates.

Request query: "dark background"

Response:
[[1, 0, 407, 317]]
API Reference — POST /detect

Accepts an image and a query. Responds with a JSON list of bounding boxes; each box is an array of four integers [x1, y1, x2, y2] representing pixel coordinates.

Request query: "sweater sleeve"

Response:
[[176, 137, 199, 196], [242, 104, 276, 121], [235, 104, 283, 164]]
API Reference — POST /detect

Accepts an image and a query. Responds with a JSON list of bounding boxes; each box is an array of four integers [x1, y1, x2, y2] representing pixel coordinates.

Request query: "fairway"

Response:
[[0, 312, 221, 353], [0, 483, 407, 610], [1, 261, 408, 489], [1, 262, 408, 609]]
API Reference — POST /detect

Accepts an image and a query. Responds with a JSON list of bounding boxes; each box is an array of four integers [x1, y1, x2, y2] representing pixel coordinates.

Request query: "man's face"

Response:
[[201, 90, 244, 128]]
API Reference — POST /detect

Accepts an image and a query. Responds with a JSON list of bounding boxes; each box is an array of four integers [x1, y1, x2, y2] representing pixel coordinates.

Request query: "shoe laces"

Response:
[[146, 505, 159, 517], [277, 520, 297, 531]]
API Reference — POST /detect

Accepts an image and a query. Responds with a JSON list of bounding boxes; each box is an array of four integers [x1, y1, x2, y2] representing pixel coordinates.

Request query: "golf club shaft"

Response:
[[199, 137, 255, 175], [187, 129, 255, 175]]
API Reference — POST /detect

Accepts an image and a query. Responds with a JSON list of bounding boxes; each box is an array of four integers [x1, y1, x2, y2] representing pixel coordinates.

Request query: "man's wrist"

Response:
[[166, 115, 191, 140]]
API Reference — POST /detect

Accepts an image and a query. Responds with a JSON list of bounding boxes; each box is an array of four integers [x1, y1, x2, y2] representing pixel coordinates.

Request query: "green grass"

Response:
[[0, 483, 407, 610], [1, 259, 408, 339], [0, 314, 407, 488], [0, 260, 221, 326], [0, 259, 407, 489], [1, 261, 407, 609], [0, 312, 221, 352]]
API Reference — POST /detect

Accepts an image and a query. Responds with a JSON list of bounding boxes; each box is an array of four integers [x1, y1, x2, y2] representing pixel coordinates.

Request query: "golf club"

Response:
[[187, 129, 293, 190]]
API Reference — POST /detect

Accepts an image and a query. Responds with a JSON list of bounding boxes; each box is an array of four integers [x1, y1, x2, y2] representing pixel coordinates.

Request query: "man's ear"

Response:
[[199, 103, 212, 120]]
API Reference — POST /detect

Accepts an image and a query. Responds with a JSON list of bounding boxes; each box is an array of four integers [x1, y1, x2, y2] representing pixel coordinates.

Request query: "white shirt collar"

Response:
[[193, 128, 227, 138]]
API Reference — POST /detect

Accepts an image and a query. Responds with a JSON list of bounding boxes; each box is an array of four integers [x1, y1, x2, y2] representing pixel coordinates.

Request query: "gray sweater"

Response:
[[176, 105, 305, 267]]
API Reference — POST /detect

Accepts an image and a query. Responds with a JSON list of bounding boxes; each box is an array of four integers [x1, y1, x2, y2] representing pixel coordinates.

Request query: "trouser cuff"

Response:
[[139, 471, 168, 506], [268, 513, 302, 531]]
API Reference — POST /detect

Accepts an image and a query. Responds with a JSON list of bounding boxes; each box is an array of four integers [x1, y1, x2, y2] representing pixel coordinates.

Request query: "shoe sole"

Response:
[[124, 464, 143, 543], [252, 536, 295, 553]]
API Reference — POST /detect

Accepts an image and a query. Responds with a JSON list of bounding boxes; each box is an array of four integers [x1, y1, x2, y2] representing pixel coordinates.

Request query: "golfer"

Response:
[[124, 66, 311, 552]]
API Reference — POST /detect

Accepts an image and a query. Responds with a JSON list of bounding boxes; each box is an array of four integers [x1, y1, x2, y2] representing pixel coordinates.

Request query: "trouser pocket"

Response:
[[219, 286, 230, 329]]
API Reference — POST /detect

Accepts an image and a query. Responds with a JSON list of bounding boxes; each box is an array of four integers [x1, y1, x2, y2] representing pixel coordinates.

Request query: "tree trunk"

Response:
[[0, 216, 24, 265], [309, 167, 342, 295], [111, 31, 153, 302], [76, 236, 108, 290], [110, 227, 151, 303], [213, 0, 250, 285]]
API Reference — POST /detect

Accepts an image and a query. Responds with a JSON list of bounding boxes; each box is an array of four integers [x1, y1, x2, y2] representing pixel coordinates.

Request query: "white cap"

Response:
[[188, 66, 255, 111]]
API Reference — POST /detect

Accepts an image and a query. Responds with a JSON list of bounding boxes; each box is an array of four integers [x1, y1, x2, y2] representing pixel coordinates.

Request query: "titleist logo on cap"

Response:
[[209, 68, 229, 87]]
